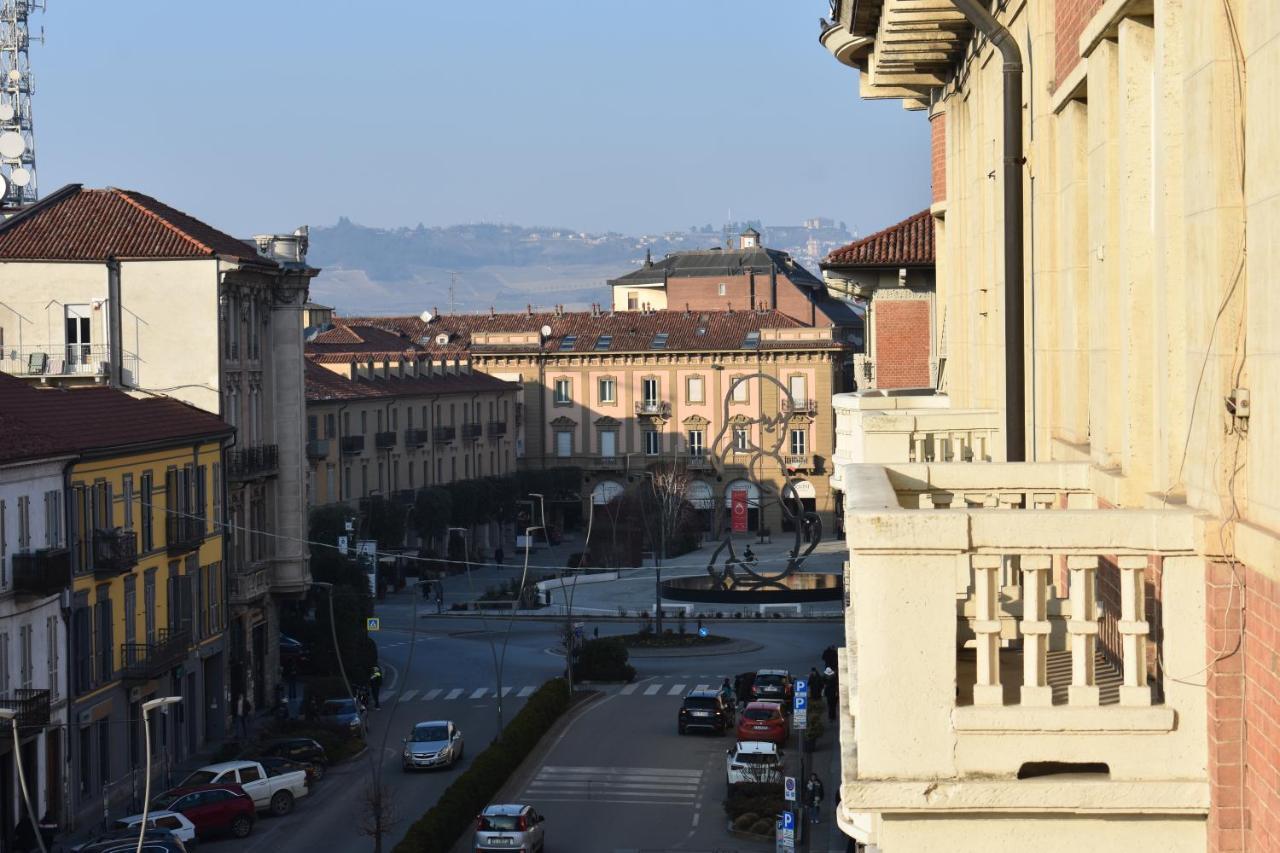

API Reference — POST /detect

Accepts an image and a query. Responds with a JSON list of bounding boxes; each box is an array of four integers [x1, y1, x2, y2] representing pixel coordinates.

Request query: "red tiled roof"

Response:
[[320, 309, 835, 357], [0, 372, 233, 464], [305, 359, 516, 403], [824, 209, 934, 267], [0, 185, 269, 264]]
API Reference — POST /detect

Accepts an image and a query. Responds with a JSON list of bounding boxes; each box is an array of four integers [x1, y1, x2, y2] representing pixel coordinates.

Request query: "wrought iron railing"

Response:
[[306, 438, 330, 460], [93, 528, 138, 577], [404, 428, 429, 447], [461, 423, 483, 440], [165, 515, 205, 553], [487, 421, 507, 438], [12, 548, 69, 597], [433, 426, 456, 443], [375, 431, 397, 449], [0, 689, 50, 730], [227, 444, 279, 480], [121, 628, 191, 681], [340, 435, 365, 454]]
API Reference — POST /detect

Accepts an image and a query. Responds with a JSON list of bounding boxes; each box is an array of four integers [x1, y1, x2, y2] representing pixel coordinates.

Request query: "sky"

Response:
[[35, 1, 930, 238]]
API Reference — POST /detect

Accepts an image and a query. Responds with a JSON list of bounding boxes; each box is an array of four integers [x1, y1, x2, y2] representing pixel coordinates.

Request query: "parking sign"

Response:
[[795, 678, 808, 695], [782, 811, 795, 831]]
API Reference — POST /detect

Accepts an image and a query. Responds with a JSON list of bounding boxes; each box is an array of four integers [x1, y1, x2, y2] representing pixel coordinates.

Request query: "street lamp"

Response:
[[138, 696, 182, 853], [0, 707, 45, 853], [640, 471, 666, 634]]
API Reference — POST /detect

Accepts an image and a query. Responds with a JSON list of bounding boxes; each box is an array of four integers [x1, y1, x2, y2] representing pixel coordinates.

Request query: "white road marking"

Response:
[[445, 688, 463, 700], [423, 688, 442, 701], [620, 684, 638, 695], [398, 689, 417, 702], [525, 765, 704, 806], [501, 686, 513, 697], [668, 684, 686, 696], [517, 686, 535, 698], [470, 687, 488, 699], [643, 685, 662, 696]]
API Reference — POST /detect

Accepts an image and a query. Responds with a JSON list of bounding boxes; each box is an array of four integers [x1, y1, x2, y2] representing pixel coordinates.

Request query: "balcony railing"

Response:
[[781, 397, 818, 416], [306, 438, 330, 460], [838, 460, 1206, 822], [634, 400, 671, 418], [227, 444, 279, 480], [228, 565, 270, 605], [121, 628, 192, 681], [461, 423, 483, 441], [589, 455, 623, 471], [340, 435, 365, 455], [0, 689, 51, 730], [0, 344, 138, 381], [783, 454, 813, 471], [375, 431, 397, 449], [12, 548, 70, 597], [487, 421, 507, 438], [165, 515, 205, 554], [92, 528, 137, 577], [433, 426, 456, 443], [686, 453, 712, 470], [404, 428, 429, 447]]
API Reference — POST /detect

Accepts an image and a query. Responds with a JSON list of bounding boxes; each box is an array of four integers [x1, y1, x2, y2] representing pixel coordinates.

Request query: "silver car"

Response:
[[474, 803, 545, 853], [402, 719, 464, 770]]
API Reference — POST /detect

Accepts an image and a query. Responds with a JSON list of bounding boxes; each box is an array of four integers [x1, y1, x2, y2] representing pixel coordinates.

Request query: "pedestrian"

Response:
[[805, 772, 825, 824], [369, 664, 384, 709], [495, 546, 505, 567], [235, 693, 252, 739], [824, 667, 838, 721], [37, 811, 57, 851], [593, 626, 599, 639], [808, 666, 824, 696], [13, 812, 37, 853], [284, 658, 298, 700], [822, 644, 838, 672], [436, 591, 444, 614]]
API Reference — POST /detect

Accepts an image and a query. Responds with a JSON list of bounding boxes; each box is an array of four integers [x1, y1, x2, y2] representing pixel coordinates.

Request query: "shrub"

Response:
[[574, 637, 636, 682], [733, 813, 759, 831], [749, 818, 774, 836], [392, 679, 572, 853]]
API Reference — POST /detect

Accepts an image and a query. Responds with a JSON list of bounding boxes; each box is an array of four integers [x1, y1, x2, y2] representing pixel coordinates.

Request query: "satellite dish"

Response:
[[10, 166, 29, 187], [418, 310, 433, 324], [0, 132, 24, 159], [0, 105, 14, 122], [434, 333, 450, 346], [540, 325, 553, 338]]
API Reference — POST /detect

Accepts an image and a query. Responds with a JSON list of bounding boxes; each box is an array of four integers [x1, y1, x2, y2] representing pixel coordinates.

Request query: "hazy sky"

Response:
[[36, 1, 929, 237]]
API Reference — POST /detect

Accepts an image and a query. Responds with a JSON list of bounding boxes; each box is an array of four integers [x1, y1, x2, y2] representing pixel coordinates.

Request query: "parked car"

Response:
[[751, 668, 793, 705], [279, 634, 310, 667], [317, 697, 366, 737], [75, 829, 189, 853], [733, 671, 756, 705], [258, 755, 322, 786], [178, 760, 309, 817], [736, 701, 788, 746], [151, 783, 256, 839], [254, 737, 329, 767], [403, 720, 465, 771], [112, 811, 198, 845], [474, 804, 546, 853], [677, 689, 735, 735], [725, 740, 785, 785]]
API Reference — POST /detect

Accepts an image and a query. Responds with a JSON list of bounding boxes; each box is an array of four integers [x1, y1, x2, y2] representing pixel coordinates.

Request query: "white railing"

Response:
[[0, 344, 138, 380]]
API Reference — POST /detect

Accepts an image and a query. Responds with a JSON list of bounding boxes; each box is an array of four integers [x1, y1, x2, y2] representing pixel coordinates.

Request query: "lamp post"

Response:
[[138, 696, 182, 853], [0, 707, 45, 853], [640, 471, 666, 634]]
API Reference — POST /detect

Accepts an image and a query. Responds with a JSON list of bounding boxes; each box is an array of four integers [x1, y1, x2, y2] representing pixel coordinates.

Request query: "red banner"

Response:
[[731, 489, 748, 533]]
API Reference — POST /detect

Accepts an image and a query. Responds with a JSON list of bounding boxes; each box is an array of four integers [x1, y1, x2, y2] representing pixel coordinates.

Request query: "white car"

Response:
[[112, 810, 198, 845], [725, 740, 785, 785]]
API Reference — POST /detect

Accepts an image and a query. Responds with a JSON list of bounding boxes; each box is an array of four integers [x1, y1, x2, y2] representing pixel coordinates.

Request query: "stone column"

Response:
[[1118, 555, 1152, 706], [1019, 555, 1053, 706], [971, 554, 1004, 706], [1067, 554, 1100, 705]]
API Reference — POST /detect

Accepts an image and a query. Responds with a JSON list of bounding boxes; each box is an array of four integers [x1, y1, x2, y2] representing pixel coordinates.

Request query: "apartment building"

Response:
[[0, 373, 233, 835], [0, 184, 318, 712], [331, 309, 856, 534], [303, 359, 519, 507], [820, 1, 1277, 851]]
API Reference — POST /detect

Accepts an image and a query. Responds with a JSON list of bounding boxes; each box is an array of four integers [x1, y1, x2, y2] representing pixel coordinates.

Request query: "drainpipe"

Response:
[[951, 0, 1026, 461], [106, 258, 124, 388]]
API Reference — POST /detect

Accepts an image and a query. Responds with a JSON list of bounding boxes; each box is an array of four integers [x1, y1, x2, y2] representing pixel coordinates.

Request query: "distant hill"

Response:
[[305, 218, 850, 316]]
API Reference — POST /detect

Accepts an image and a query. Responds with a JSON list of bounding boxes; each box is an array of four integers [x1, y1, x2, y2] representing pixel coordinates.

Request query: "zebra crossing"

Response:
[[380, 677, 737, 705], [381, 684, 541, 703], [522, 765, 704, 807]]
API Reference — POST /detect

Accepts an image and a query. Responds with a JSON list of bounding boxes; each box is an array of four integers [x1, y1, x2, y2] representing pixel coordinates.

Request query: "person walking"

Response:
[[805, 772, 825, 824], [494, 546, 505, 567], [822, 644, 838, 672], [823, 667, 838, 722], [808, 666, 824, 697], [369, 664, 384, 710]]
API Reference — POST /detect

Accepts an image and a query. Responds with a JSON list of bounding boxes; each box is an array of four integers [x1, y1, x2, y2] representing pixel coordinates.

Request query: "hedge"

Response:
[[573, 637, 636, 682], [392, 678, 573, 853]]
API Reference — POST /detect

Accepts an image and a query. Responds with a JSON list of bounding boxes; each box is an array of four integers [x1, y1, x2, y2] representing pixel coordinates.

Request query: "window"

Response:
[[343, 466, 352, 498], [643, 430, 661, 456], [687, 376, 704, 403], [361, 464, 369, 496], [360, 411, 368, 434], [627, 292, 638, 310], [391, 407, 398, 430], [556, 431, 573, 458], [0, 631, 8, 694], [650, 332, 669, 349], [687, 430, 704, 457], [0, 499, 6, 573], [18, 624, 32, 688], [326, 413, 336, 438], [17, 494, 29, 550], [376, 410, 383, 432], [642, 377, 659, 405], [45, 614, 58, 698], [558, 335, 578, 351], [124, 582, 136, 648], [598, 378, 616, 404], [594, 335, 613, 351], [790, 429, 807, 456], [788, 375, 807, 405], [734, 428, 749, 452], [141, 473, 153, 551], [307, 415, 318, 442], [44, 490, 62, 547], [732, 375, 749, 402], [95, 598, 113, 682], [554, 379, 572, 404], [718, 282, 726, 296], [121, 475, 134, 531], [144, 573, 156, 644], [599, 430, 617, 458], [742, 330, 760, 350], [343, 411, 351, 434]]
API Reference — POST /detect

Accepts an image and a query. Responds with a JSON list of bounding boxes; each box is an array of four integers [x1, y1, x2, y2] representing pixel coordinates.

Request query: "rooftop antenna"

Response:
[[0, 0, 43, 208]]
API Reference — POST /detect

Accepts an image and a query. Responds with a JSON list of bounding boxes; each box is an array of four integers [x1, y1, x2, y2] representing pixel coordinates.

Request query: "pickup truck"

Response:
[[178, 759, 309, 816]]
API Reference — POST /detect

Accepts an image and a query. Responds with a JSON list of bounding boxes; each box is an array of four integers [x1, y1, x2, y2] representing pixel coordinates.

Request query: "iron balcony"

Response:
[[487, 421, 507, 438], [341, 435, 365, 455], [227, 444, 279, 480], [121, 628, 192, 681], [0, 689, 51, 730], [634, 400, 671, 417], [404, 428, 429, 447], [306, 439, 330, 460], [92, 528, 138, 578], [461, 423, 483, 441], [166, 515, 205, 554], [433, 426, 456, 443], [12, 547, 70, 597]]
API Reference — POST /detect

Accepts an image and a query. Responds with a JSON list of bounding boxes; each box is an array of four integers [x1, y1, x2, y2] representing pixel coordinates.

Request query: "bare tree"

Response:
[[357, 778, 398, 851]]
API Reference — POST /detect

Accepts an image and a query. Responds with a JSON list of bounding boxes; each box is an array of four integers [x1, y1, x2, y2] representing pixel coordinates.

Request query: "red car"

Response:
[[152, 783, 256, 839], [736, 701, 788, 746]]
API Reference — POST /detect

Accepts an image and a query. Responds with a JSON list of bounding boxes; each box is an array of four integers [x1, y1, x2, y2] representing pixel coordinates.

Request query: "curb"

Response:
[[627, 640, 766, 658]]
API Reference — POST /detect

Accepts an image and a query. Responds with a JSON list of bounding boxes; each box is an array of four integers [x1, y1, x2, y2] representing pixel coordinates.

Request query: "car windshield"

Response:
[[743, 707, 777, 721], [736, 753, 778, 765], [181, 770, 217, 786], [322, 699, 356, 715], [756, 674, 785, 687], [412, 725, 448, 742], [684, 697, 718, 710], [479, 814, 523, 831]]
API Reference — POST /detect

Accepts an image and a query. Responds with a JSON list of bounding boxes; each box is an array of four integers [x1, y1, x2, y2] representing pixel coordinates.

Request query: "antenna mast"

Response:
[[0, 0, 42, 208]]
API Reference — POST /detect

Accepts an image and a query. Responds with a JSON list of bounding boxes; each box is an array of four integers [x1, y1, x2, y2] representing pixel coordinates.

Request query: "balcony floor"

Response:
[[957, 648, 1125, 707]]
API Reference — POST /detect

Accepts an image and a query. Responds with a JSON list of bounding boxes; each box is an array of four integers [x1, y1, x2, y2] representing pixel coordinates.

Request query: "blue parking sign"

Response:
[[794, 694, 807, 712], [795, 678, 808, 695], [782, 811, 795, 831]]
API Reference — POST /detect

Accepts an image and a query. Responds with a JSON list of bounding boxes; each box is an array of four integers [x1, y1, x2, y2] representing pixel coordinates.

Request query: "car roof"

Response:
[[413, 719, 452, 727], [756, 668, 789, 676], [734, 740, 780, 754], [197, 760, 255, 772], [743, 700, 783, 711], [162, 782, 247, 796], [685, 690, 719, 699], [117, 810, 189, 824], [482, 803, 531, 816]]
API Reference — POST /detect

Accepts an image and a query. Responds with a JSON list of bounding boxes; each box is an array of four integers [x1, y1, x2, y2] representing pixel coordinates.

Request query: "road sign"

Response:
[[793, 708, 808, 731], [795, 678, 808, 696], [784, 776, 797, 802], [366, 617, 381, 632], [337, 535, 348, 556], [698, 627, 709, 638], [783, 811, 795, 830], [794, 694, 807, 712]]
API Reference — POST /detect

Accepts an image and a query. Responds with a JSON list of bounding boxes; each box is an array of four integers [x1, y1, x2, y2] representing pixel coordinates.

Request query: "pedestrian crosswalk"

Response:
[[379, 676, 746, 705], [522, 765, 703, 807]]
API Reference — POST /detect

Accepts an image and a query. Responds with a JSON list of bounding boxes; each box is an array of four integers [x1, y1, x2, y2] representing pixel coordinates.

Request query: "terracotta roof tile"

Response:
[[0, 185, 269, 264], [824, 209, 934, 267], [304, 359, 516, 403]]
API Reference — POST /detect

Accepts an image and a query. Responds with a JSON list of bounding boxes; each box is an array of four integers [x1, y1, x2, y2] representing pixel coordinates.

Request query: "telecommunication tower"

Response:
[[0, 0, 42, 208]]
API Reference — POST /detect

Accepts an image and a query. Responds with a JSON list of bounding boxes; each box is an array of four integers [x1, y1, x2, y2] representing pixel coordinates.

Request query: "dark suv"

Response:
[[677, 689, 735, 735]]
